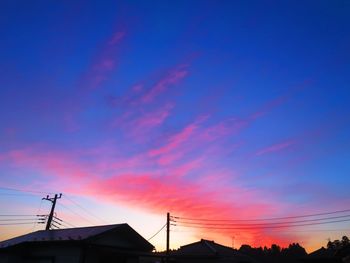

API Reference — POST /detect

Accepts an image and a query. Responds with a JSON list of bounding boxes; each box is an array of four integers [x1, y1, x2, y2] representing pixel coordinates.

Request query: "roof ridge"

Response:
[[202, 239, 217, 254]]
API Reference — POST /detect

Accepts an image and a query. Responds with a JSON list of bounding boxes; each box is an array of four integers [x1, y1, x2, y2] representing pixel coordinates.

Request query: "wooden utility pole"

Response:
[[43, 193, 62, 230], [166, 212, 170, 262]]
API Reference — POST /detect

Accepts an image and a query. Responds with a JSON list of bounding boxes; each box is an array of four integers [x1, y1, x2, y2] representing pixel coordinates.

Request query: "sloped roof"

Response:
[[0, 223, 154, 252], [173, 239, 258, 262], [308, 247, 334, 258], [175, 239, 234, 256]]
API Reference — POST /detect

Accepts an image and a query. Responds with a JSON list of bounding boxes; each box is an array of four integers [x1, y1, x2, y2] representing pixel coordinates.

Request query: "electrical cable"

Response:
[[147, 223, 167, 241], [175, 218, 350, 230], [0, 222, 43, 226], [57, 203, 96, 225], [0, 215, 39, 217], [171, 208, 350, 222], [173, 214, 350, 227], [1, 186, 107, 226], [64, 195, 108, 224], [0, 186, 54, 195], [0, 218, 42, 221]]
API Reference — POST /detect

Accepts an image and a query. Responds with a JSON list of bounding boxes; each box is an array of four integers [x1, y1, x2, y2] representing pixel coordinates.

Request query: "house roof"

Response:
[[175, 239, 234, 256], [308, 247, 334, 258], [0, 223, 154, 252], [173, 239, 258, 262]]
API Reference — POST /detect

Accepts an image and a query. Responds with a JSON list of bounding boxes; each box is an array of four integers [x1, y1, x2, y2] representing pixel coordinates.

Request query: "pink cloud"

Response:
[[0, 144, 314, 248], [148, 116, 206, 157], [141, 65, 189, 104], [200, 117, 247, 141], [168, 158, 204, 177], [1, 148, 93, 186], [79, 172, 292, 247], [147, 115, 246, 166], [250, 80, 313, 120], [132, 103, 174, 131], [250, 95, 289, 120], [110, 103, 174, 143], [255, 140, 296, 156], [108, 31, 126, 45], [157, 152, 184, 166], [79, 30, 126, 91], [94, 59, 115, 71], [107, 65, 189, 110]]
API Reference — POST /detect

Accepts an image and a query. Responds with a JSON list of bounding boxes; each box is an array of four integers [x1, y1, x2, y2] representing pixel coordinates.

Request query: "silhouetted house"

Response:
[[0, 224, 154, 263], [300, 247, 342, 263], [170, 239, 258, 263]]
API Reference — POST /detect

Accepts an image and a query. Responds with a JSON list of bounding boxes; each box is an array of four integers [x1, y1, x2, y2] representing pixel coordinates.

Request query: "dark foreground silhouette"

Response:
[[237, 235, 350, 263], [158, 235, 350, 263], [0, 226, 349, 263]]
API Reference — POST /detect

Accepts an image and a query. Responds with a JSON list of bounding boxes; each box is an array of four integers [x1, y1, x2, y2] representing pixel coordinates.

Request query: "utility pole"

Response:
[[166, 212, 170, 262], [43, 193, 62, 230]]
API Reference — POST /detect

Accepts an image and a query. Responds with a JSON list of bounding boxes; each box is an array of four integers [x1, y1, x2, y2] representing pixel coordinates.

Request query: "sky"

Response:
[[0, 0, 350, 252]]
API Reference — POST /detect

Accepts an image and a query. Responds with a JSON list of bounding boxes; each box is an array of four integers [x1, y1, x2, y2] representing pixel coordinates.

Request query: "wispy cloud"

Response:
[[148, 116, 207, 158], [79, 30, 126, 91], [140, 65, 189, 104], [127, 103, 174, 135], [255, 140, 296, 156], [107, 64, 190, 109], [250, 80, 313, 120]]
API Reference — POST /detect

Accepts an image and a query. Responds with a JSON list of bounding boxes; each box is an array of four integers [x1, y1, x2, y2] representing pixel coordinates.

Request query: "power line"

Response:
[[0, 218, 43, 221], [0, 193, 38, 196], [269, 228, 350, 233], [173, 214, 350, 227], [1, 186, 109, 226], [64, 195, 108, 224], [148, 223, 167, 241], [59, 220, 76, 228], [174, 218, 350, 230], [61, 222, 75, 228], [53, 215, 76, 228], [0, 214, 41, 217], [0, 186, 54, 195], [57, 203, 96, 225], [171, 208, 350, 222], [31, 198, 45, 232], [0, 222, 44, 226]]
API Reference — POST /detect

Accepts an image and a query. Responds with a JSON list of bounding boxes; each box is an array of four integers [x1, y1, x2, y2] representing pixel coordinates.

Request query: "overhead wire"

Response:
[[0, 222, 42, 226], [0, 186, 54, 195], [171, 208, 350, 232], [0, 218, 42, 221], [173, 214, 350, 227], [1, 186, 110, 227], [0, 186, 96, 231], [57, 202, 96, 225], [147, 223, 167, 241], [0, 214, 39, 217], [31, 198, 45, 231], [171, 208, 350, 222], [64, 194, 108, 224], [52, 215, 76, 228], [174, 218, 350, 230]]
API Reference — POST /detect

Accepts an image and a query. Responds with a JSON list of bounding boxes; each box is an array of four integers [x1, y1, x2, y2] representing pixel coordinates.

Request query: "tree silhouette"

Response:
[[342, 236, 349, 246]]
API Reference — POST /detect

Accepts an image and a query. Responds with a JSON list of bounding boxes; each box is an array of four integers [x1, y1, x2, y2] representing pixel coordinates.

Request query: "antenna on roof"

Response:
[[42, 193, 62, 230]]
